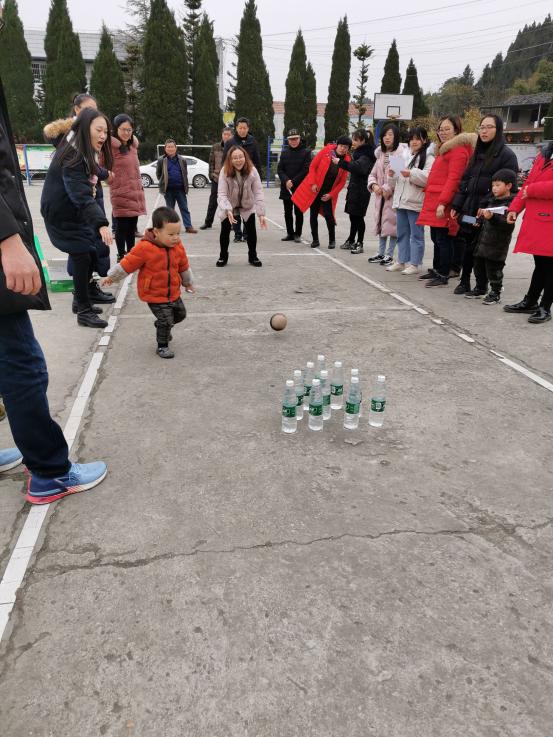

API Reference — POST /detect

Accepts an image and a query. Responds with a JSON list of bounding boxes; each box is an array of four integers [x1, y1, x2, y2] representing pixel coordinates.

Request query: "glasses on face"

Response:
[[119, 127, 133, 133], [478, 125, 496, 131], [437, 128, 453, 134]]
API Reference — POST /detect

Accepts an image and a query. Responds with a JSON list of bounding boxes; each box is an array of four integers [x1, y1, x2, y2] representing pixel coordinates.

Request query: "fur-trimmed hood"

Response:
[[438, 132, 477, 156], [43, 117, 73, 142]]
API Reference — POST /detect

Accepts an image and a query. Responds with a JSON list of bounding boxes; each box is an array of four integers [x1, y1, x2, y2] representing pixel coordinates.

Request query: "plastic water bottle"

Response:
[[316, 354, 326, 379], [344, 376, 361, 430], [369, 375, 387, 428], [281, 380, 297, 433], [303, 361, 315, 409], [308, 378, 324, 431], [351, 368, 363, 417], [331, 361, 344, 410], [293, 369, 304, 421], [320, 369, 331, 420]]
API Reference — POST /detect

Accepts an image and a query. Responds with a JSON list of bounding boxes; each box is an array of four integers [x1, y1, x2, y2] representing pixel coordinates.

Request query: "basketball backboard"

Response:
[[373, 93, 414, 121]]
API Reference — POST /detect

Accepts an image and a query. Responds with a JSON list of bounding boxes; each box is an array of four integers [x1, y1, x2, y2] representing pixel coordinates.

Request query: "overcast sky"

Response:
[[17, 0, 553, 99]]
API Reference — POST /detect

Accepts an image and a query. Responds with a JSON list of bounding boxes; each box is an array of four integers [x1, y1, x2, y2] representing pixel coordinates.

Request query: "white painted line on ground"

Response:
[[412, 306, 430, 315], [389, 293, 416, 308], [456, 333, 476, 344], [496, 357, 553, 393], [489, 349, 505, 358], [0, 276, 132, 643], [432, 319, 445, 325]]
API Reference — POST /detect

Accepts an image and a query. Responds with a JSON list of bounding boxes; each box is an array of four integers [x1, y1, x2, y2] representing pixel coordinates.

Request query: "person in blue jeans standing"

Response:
[[0, 68, 107, 504], [156, 139, 198, 234]]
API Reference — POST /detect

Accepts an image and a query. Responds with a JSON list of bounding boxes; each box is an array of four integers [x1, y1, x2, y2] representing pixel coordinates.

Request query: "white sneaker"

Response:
[[385, 262, 405, 272], [402, 265, 420, 275]]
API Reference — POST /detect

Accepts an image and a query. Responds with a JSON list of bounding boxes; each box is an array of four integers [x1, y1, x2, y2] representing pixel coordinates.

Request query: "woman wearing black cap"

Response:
[[277, 129, 312, 242], [109, 114, 146, 261]]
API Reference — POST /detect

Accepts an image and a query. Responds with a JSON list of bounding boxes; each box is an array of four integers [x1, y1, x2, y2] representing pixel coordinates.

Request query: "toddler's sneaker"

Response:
[[367, 254, 384, 263], [26, 461, 107, 505], [482, 291, 501, 305], [157, 346, 175, 359], [380, 256, 394, 266], [0, 448, 23, 473], [464, 287, 488, 299]]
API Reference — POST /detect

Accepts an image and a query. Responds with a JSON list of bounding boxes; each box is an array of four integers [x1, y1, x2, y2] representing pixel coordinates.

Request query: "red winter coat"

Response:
[[292, 144, 350, 216], [108, 136, 146, 218], [417, 133, 475, 235], [510, 153, 553, 257]]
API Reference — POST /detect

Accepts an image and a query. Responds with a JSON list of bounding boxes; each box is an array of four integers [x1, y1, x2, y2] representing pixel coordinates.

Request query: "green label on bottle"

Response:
[[371, 398, 386, 413], [345, 402, 360, 414], [304, 385, 311, 396], [282, 405, 296, 418], [309, 404, 323, 417], [331, 385, 343, 396], [323, 394, 330, 406], [296, 394, 303, 406]]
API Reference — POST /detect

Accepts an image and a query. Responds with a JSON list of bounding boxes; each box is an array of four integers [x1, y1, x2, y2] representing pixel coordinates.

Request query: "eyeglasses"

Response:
[[119, 127, 133, 133], [437, 128, 453, 133], [478, 125, 496, 131]]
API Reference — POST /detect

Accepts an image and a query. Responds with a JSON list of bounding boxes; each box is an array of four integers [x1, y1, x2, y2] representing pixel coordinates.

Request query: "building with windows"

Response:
[[481, 93, 553, 144]]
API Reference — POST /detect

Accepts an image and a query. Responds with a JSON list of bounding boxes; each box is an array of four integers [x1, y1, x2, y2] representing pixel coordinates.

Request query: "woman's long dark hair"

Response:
[[407, 126, 430, 170], [70, 93, 96, 116], [223, 145, 253, 178], [541, 140, 553, 162], [380, 123, 400, 152], [55, 108, 113, 173], [471, 114, 504, 166]]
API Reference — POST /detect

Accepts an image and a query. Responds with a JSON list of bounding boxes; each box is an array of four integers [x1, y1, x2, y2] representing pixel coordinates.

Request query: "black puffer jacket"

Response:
[[338, 143, 376, 217], [473, 194, 516, 261], [277, 143, 311, 200], [0, 76, 49, 315], [452, 139, 518, 218]]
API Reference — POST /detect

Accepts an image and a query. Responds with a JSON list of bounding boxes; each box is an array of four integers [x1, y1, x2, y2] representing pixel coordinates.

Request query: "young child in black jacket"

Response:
[[471, 169, 517, 304]]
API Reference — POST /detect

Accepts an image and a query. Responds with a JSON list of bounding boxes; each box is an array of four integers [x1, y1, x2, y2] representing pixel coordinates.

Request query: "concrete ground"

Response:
[[0, 183, 552, 736]]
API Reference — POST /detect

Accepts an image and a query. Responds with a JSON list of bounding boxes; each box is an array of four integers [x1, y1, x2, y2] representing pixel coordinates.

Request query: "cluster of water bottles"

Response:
[[281, 354, 387, 434]]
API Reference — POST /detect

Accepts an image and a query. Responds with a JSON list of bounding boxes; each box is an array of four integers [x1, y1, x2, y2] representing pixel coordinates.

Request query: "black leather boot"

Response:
[[503, 295, 540, 313], [77, 307, 108, 328]]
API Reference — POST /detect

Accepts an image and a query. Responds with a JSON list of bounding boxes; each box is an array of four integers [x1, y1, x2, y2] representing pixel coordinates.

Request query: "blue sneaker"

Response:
[[0, 448, 23, 473], [26, 461, 107, 505]]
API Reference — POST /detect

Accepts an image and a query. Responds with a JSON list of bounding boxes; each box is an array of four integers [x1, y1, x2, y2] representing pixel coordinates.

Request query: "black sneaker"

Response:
[[380, 256, 393, 266], [328, 241, 336, 249], [199, 223, 212, 230], [528, 306, 552, 324], [425, 276, 448, 288], [464, 287, 487, 299], [281, 234, 294, 242], [88, 281, 115, 304], [453, 282, 470, 295], [72, 300, 102, 315], [418, 269, 436, 281], [310, 240, 320, 248], [157, 346, 175, 358], [77, 308, 108, 328], [340, 240, 353, 250], [249, 258, 262, 267], [503, 297, 540, 314], [368, 254, 384, 263], [350, 243, 364, 254], [482, 291, 501, 305]]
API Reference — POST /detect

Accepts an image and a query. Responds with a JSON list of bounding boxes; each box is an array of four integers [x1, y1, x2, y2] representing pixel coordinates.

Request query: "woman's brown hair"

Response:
[[437, 115, 463, 135], [223, 145, 253, 178]]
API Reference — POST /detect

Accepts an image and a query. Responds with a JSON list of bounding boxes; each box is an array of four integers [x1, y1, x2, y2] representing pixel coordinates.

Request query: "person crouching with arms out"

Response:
[[103, 207, 194, 359]]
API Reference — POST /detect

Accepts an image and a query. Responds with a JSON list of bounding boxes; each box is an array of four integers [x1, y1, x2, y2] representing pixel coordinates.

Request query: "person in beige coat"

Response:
[[386, 127, 435, 274], [216, 146, 267, 267]]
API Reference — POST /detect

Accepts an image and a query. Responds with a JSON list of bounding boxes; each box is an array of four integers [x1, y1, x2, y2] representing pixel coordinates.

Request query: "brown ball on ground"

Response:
[[270, 313, 287, 331]]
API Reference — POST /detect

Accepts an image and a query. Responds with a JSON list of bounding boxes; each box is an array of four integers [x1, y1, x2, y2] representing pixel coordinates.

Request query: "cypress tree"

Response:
[[90, 25, 127, 124], [460, 65, 475, 87], [402, 58, 428, 118], [142, 0, 188, 156], [191, 15, 222, 145], [352, 43, 373, 128], [304, 61, 318, 149], [544, 96, 553, 140], [234, 0, 274, 169], [0, 0, 40, 141], [380, 39, 401, 94], [284, 30, 307, 137], [43, 0, 86, 121], [324, 16, 351, 143]]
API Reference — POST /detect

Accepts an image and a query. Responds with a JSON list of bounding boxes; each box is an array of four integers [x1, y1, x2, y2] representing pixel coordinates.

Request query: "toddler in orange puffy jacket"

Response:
[[103, 206, 194, 359]]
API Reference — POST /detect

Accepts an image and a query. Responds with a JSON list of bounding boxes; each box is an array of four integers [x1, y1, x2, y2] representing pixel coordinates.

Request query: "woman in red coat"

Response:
[[292, 136, 351, 249], [109, 114, 146, 261], [504, 141, 553, 324], [416, 117, 475, 287]]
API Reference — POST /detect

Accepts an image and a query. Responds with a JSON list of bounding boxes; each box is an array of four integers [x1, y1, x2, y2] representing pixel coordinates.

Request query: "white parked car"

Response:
[[139, 156, 210, 189]]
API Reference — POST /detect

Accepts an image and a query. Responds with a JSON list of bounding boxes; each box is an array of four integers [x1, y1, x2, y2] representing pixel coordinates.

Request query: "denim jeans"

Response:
[[0, 311, 70, 477], [378, 235, 397, 258], [396, 209, 425, 266], [164, 188, 192, 229]]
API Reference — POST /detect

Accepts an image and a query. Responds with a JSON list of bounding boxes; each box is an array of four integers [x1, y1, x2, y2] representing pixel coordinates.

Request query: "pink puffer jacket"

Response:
[[109, 136, 146, 218], [367, 144, 408, 237]]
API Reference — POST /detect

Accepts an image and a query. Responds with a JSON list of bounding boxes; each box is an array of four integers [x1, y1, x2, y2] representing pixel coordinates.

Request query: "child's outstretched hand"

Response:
[[102, 277, 113, 287], [185, 284, 195, 293]]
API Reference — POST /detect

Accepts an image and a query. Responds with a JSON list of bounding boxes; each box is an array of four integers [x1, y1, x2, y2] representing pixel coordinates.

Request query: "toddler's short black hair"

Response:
[[492, 168, 517, 188], [152, 206, 180, 229]]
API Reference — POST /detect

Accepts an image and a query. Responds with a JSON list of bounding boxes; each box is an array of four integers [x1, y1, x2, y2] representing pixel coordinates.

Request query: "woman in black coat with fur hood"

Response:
[[450, 114, 518, 296], [336, 128, 376, 253]]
